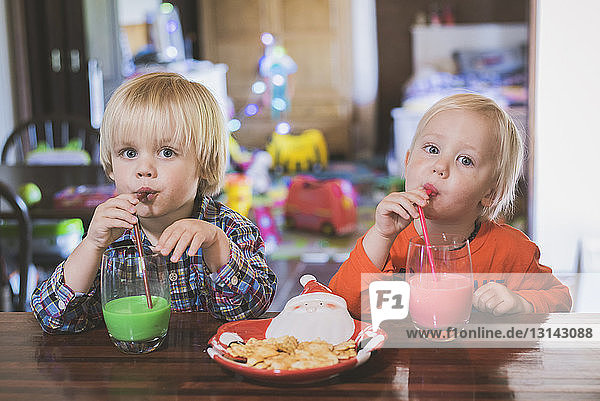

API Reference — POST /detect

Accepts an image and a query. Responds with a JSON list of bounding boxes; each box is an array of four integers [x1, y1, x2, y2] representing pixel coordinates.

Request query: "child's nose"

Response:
[[432, 161, 448, 177], [136, 159, 156, 178], [137, 169, 154, 178]]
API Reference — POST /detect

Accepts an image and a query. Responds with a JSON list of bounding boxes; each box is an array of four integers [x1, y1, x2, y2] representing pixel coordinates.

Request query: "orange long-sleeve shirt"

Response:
[[329, 220, 572, 317]]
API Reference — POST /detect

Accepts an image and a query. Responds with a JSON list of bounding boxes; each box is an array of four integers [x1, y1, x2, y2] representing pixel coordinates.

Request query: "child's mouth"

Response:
[[423, 183, 439, 197], [135, 188, 158, 202]]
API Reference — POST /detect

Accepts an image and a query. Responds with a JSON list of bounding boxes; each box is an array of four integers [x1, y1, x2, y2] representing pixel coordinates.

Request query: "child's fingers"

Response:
[[491, 300, 512, 316], [487, 297, 506, 315], [103, 217, 136, 230], [473, 285, 495, 311], [103, 208, 138, 225], [382, 201, 414, 220], [385, 191, 428, 208], [170, 232, 194, 262], [187, 234, 205, 256], [97, 197, 138, 215], [109, 193, 140, 207], [116, 192, 140, 202], [158, 228, 181, 257], [392, 197, 422, 219]]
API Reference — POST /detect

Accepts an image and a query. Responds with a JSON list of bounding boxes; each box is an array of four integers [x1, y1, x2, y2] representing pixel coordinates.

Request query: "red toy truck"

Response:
[[284, 175, 357, 236]]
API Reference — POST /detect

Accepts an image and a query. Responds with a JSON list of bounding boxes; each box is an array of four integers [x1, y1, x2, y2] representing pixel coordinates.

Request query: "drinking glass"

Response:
[[101, 246, 171, 354], [406, 234, 473, 341]]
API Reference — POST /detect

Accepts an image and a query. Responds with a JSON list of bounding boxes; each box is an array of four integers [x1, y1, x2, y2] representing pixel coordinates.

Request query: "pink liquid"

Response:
[[409, 273, 473, 329]]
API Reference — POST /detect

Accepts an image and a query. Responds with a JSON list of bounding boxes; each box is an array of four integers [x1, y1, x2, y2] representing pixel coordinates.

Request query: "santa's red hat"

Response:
[[299, 274, 335, 295]]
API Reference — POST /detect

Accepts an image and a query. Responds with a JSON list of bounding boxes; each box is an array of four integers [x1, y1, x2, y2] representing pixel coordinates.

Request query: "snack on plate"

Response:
[[227, 335, 357, 370]]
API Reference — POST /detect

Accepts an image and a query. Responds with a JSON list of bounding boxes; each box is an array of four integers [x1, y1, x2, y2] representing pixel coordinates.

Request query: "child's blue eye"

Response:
[[458, 156, 473, 166], [160, 148, 175, 158], [122, 149, 137, 159], [424, 145, 439, 154]]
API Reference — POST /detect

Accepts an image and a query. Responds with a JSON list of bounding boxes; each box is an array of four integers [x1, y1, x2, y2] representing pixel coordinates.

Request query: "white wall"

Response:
[[351, 0, 378, 158], [0, 0, 15, 144], [533, 0, 600, 272], [117, 0, 160, 26]]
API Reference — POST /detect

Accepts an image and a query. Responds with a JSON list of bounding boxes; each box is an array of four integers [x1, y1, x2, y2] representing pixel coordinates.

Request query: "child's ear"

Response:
[[404, 150, 411, 169], [108, 170, 115, 181]]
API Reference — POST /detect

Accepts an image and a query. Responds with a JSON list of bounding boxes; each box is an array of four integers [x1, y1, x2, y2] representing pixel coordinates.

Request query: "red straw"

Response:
[[417, 197, 437, 280], [133, 223, 153, 309]]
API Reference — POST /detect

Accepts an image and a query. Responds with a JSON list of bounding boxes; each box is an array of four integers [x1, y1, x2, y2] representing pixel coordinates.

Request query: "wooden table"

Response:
[[1, 312, 599, 400]]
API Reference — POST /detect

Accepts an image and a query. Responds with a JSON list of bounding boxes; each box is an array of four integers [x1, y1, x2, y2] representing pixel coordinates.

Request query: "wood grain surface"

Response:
[[1, 312, 599, 400]]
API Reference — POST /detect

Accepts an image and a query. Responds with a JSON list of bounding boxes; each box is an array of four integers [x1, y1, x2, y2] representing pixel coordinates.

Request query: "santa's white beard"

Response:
[[266, 306, 355, 344]]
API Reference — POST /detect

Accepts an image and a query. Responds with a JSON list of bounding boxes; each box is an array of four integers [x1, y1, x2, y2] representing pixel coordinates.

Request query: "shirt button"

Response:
[[231, 276, 239, 286], [58, 300, 66, 310], [169, 272, 178, 282]]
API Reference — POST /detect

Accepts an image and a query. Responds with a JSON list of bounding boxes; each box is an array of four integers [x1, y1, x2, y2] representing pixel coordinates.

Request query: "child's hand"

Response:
[[86, 194, 139, 251], [473, 282, 534, 316], [373, 189, 429, 239], [156, 219, 228, 268]]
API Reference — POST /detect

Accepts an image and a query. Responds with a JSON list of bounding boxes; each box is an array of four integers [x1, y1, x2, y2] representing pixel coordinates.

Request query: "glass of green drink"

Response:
[[101, 246, 171, 354]]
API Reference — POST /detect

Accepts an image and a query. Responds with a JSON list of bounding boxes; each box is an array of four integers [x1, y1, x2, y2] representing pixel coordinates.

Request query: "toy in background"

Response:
[[226, 32, 297, 139], [257, 33, 298, 121], [266, 129, 328, 174], [228, 134, 253, 171], [223, 173, 253, 217], [245, 151, 273, 195], [285, 175, 357, 236], [250, 205, 282, 255], [53, 184, 116, 209], [228, 135, 273, 195]]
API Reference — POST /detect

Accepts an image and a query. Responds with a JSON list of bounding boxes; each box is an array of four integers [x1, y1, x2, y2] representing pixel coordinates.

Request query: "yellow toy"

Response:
[[224, 173, 252, 217], [229, 134, 252, 169], [266, 129, 328, 174]]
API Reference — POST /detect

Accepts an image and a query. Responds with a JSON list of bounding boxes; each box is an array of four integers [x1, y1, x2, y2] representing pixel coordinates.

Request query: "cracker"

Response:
[[226, 336, 357, 370]]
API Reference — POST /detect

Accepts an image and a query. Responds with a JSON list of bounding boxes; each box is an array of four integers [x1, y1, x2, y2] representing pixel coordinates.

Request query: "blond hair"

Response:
[[409, 93, 524, 221], [100, 72, 227, 196]]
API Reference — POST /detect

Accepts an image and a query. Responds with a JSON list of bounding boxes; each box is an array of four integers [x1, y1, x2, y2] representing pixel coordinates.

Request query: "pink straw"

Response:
[[133, 222, 153, 309], [417, 192, 437, 280]]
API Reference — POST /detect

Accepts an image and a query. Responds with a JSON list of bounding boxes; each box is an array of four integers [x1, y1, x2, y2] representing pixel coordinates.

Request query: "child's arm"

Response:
[[329, 235, 397, 317], [31, 266, 103, 333], [31, 194, 139, 333], [472, 238, 572, 315], [156, 211, 276, 321], [329, 189, 428, 317], [63, 194, 139, 292], [363, 189, 428, 269]]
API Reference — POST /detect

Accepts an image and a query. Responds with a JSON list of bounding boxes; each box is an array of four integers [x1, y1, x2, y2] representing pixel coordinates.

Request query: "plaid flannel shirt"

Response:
[[31, 196, 277, 333]]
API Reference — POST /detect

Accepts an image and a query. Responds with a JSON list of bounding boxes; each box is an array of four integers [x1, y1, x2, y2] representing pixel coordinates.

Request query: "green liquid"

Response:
[[103, 295, 171, 341]]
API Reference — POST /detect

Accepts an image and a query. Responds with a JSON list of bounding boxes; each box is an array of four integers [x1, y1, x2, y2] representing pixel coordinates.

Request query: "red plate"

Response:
[[207, 317, 386, 384]]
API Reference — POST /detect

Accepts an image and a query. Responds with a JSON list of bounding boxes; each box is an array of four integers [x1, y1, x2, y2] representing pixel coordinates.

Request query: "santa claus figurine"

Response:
[[265, 274, 355, 344]]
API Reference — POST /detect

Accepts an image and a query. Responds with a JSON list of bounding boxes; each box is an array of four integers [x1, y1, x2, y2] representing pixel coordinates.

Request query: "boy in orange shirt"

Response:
[[330, 94, 571, 317]]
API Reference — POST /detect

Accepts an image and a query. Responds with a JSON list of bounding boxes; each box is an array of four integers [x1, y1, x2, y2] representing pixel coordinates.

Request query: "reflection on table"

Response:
[[1, 312, 599, 399]]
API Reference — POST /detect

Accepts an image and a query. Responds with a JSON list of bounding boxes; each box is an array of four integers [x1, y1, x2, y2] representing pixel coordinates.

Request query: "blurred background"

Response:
[[0, 0, 598, 311]]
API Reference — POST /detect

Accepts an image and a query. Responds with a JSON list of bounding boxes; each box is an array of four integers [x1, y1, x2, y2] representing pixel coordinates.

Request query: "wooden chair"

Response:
[[0, 181, 32, 311], [1, 115, 100, 165]]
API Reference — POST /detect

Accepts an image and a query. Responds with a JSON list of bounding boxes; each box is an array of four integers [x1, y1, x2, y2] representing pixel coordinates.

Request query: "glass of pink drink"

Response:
[[406, 235, 473, 341], [101, 246, 171, 354]]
